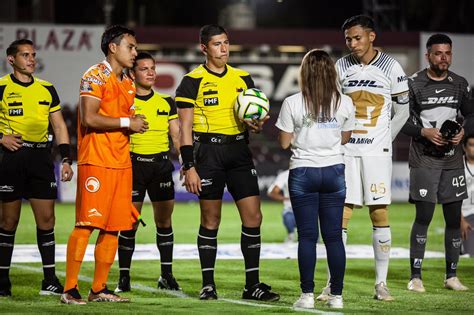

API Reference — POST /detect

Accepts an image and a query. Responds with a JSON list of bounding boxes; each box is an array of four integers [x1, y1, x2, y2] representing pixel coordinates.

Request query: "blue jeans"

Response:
[[289, 164, 346, 295]]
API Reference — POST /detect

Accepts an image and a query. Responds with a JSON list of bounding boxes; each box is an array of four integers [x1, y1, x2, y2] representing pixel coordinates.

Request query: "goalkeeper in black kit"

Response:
[[401, 34, 473, 293]]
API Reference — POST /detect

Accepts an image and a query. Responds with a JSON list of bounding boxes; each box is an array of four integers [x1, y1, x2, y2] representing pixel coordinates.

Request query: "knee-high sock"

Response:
[[373, 226, 391, 284], [0, 228, 16, 280], [117, 229, 137, 278], [92, 231, 118, 293], [156, 226, 174, 275], [241, 226, 261, 287], [410, 201, 435, 279], [37, 227, 56, 281], [197, 226, 218, 287], [64, 227, 93, 292], [443, 201, 462, 278]]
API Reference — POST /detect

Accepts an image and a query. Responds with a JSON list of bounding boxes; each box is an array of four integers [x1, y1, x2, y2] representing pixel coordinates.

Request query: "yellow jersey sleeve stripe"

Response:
[[168, 114, 178, 121]]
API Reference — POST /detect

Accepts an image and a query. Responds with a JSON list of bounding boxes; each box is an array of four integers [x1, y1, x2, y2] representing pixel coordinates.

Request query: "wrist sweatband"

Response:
[[180, 145, 194, 164], [120, 117, 130, 128]]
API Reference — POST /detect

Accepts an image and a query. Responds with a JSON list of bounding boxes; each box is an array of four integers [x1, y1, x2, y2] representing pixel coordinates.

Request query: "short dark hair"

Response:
[[426, 33, 452, 50], [100, 25, 135, 56], [464, 132, 474, 146], [133, 52, 155, 69], [199, 24, 227, 45], [6, 39, 34, 56], [341, 15, 375, 32]]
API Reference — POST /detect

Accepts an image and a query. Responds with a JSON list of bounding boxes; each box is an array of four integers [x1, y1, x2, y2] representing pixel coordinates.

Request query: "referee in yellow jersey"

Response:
[[176, 24, 279, 301], [115, 52, 181, 293], [0, 39, 73, 297]]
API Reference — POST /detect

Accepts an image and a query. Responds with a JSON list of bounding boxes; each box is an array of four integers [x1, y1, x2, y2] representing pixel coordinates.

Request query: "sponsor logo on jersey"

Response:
[[85, 176, 100, 193], [397, 75, 407, 83], [160, 181, 172, 188], [413, 258, 422, 268], [204, 97, 219, 106], [87, 208, 102, 217], [348, 137, 375, 144], [421, 96, 458, 105], [203, 82, 217, 88], [435, 89, 446, 94], [0, 185, 14, 192], [6, 92, 21, 99], [346, 80, 383, 88], [419, 189, 427, 197], [416, 234, 427, 245], [80, 79, 93, 92], [9, 108, 23, 116], [84, 76, 104, 86]]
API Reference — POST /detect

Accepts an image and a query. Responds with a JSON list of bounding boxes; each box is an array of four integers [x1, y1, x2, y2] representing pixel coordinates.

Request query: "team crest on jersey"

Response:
[[85, 176, 100, 193], [419, 189, 427, 197]]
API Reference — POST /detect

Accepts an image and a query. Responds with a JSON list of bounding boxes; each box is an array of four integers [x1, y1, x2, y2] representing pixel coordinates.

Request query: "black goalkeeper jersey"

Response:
[[402, 69, 473, 169]]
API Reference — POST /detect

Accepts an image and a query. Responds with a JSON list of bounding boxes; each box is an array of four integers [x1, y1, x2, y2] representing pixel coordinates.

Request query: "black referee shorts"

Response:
[[131, 152, 175, 203], [194, 140, 260, 201], [0, 147, 57, 201]]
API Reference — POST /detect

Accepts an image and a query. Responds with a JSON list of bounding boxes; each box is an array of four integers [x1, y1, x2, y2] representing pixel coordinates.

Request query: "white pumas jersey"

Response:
[[336, 51, 408, 156]]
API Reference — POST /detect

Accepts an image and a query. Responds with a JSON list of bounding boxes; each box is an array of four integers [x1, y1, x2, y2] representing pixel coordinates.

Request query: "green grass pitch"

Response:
[[2, 201, 474, 313]]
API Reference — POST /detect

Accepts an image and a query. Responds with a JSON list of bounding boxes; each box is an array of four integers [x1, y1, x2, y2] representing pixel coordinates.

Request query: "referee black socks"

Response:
[[118, 229, 137, 278], [36, 227, 56, 281], [241, 225, 261, 288], [156, 226, 174, 275], [197, 225, 218, 287], [0, 227, 15, 280]]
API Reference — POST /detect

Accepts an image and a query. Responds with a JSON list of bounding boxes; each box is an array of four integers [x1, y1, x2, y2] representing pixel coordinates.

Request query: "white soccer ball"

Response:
[[234, 88, 270, 122]]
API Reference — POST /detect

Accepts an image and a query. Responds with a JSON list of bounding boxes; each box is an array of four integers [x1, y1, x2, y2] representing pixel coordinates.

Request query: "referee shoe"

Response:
[[115, 276, 131, 293], [199, 284, 218, 300], [0, 278, 12, 297], [242, 283, 280, 302], [158, 273, 181, 291], [39, 276, 64, 296]]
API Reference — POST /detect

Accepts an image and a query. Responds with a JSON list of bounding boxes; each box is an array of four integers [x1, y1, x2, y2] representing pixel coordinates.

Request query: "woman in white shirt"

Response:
[[276, 49, 355, 309]]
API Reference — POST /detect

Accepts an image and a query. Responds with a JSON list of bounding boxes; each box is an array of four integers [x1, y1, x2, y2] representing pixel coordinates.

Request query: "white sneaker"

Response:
[[407, 278, 426, 293], [327, 294, 343, 309], [316, 285, 331, 301], [293, 293, 314, 309], [444, 277, 469, 291], [374, 282, 394, 301]]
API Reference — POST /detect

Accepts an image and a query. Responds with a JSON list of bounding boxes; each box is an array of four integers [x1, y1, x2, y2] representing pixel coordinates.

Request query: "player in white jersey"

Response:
[[317, 15, 409, 302], [267, 170, 296, 242], [461, 134, 474, 256]]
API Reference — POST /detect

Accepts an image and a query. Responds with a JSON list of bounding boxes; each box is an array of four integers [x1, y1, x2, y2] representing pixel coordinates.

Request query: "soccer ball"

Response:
[[234, 88, 270, 122]]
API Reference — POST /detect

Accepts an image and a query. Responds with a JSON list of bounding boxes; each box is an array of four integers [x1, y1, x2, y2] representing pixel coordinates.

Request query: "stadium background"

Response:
[[2, 0, 474, 201]]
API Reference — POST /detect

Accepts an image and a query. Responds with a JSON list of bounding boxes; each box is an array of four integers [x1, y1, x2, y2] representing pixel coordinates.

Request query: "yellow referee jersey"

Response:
[[175, 64, 254, 135], [130, 90, 177, 155], [0, 74, 60, 143]]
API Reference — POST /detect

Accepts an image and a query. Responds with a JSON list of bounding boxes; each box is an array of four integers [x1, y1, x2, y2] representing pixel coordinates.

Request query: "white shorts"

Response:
[[344, 155, 392, 206]]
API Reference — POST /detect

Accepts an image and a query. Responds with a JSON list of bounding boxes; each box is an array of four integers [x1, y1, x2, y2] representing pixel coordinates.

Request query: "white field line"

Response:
[[11, 243, 445, 263], [12, 264, 341, 315]]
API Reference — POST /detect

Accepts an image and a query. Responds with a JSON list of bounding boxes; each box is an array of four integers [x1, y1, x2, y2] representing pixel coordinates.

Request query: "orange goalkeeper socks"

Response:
[[64, 227, 93, 292], [91, 231, 118, 292]]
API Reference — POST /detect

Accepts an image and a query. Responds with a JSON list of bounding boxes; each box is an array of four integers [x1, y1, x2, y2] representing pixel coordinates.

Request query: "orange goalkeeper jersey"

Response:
[[77, 60, 136, 168]]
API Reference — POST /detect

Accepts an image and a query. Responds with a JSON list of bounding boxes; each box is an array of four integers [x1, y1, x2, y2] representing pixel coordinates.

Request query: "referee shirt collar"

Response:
[[203, 64, 228, 78], [10, 73, 34, 87]]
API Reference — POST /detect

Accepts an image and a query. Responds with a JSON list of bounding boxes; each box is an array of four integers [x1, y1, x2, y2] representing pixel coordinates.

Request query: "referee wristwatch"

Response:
[[183, 161, 195, 171]]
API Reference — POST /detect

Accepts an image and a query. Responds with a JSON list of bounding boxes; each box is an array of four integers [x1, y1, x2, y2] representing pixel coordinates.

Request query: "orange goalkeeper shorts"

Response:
[[75, 164, 136, 231]]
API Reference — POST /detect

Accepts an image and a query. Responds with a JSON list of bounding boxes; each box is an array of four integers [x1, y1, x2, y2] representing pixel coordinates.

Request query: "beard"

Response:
[[429, 63, 449, 77]]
